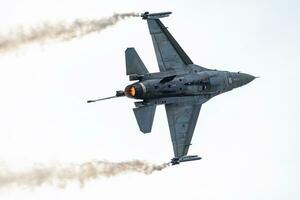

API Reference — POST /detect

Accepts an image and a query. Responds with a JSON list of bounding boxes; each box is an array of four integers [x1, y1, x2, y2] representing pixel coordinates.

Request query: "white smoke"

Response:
[[0, 160, 169, 189], [0, 12, 138, 54]]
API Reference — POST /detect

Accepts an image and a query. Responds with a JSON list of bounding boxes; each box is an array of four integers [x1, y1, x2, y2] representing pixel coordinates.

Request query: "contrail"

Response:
[[0, 12, 138, 54], [0, 160, 169, 189]]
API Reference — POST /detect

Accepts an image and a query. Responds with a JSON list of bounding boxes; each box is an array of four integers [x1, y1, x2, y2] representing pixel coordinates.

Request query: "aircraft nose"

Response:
[[239, 73, 256, 86], [231, 72, 256, 88]]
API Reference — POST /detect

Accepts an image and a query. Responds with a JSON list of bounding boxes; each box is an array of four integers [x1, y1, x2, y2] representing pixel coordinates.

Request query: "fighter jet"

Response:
[[88, 12, 256, 165]]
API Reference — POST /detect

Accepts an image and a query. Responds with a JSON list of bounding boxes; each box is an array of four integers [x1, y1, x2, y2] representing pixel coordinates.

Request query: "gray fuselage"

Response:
[[124, 64, 255, 104]]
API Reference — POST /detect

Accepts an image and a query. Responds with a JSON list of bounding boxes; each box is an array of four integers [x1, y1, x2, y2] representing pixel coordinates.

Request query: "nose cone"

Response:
[[230, 72, 256, 89], [239, 73, 256, 86]]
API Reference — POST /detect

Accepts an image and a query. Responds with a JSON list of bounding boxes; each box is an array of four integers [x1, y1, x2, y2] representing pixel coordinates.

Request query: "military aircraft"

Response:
[[88, 12, 256, 165]]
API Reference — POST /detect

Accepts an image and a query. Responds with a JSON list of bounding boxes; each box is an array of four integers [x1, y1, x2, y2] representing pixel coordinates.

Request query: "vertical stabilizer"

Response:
[[133, 105, 156, 133]]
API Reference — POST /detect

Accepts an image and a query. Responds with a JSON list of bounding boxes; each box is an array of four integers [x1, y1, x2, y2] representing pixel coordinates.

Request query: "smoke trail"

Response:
[[0, 12, 138, 54], [0, 160, 169, 189]]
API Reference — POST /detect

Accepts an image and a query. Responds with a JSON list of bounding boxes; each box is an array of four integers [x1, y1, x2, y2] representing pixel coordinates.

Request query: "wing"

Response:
[[146, 18, 193, 72], [165, 102, 202, 158]]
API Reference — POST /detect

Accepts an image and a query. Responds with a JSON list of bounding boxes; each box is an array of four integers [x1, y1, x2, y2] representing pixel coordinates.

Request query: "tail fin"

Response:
[[133, 105, 156, 133], [125, 48, 148, 75]]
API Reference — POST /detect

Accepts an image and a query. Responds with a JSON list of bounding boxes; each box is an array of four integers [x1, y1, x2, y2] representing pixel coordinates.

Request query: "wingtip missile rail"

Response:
[[170, 155, 202, 165], [137, 11, 172, 19]]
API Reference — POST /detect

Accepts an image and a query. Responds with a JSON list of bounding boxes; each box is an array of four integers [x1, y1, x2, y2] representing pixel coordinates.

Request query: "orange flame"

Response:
[[129, 86, 136, 97]]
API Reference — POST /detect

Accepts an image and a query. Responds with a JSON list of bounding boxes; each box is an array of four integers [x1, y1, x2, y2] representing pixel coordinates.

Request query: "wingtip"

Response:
[[140, 11, 172, 19]]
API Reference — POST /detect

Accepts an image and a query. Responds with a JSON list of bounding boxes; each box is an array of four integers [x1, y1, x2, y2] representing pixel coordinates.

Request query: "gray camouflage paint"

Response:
[[125, 12, 255, 163]]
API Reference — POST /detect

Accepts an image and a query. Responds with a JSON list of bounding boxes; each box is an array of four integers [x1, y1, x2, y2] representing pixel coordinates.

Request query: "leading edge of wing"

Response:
[[146, 18, 193, 72], [155, 19, 193, 65]]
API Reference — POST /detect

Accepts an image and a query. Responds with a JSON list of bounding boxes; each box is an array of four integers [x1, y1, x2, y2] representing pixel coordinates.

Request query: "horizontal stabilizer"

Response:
[[133, 105, 156, 133], [125, 48, 148, 75]]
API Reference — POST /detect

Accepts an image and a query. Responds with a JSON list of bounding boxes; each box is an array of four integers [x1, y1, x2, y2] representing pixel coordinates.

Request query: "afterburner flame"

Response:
[[124, 85, 136, 98], [129, 86, 136, 97]]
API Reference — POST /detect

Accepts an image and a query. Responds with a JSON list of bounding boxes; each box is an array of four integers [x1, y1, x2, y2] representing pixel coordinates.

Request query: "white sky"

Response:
[[0, 0, 299, 199]]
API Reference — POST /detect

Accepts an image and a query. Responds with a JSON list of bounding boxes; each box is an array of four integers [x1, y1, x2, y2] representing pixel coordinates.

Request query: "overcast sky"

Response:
[[0, 0, 299, 199]]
